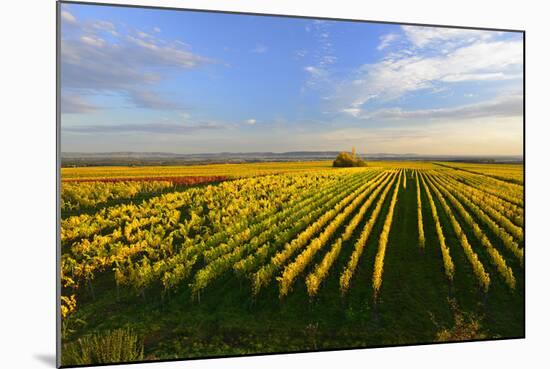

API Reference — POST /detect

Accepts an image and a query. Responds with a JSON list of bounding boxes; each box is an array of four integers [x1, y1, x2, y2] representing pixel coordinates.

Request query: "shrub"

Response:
[[333, 151, 368, 167], [62, 327, 144, 366]]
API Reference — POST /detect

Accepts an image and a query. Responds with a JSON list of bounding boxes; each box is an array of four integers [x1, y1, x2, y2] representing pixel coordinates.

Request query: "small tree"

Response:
[[333, 148, 367, 167]]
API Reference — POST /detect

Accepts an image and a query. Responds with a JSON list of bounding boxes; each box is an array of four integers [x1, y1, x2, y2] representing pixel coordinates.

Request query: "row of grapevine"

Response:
[[450, 170, 523, 207], [232, 172, 381, 278], [419, 173, 455, 282], [140, 171, 378, 293], [438, 172, 523, 241], [435, 162, 524, 186], [203, 172, 382, 263], [61, 180, 175, 211], [305, 172, 396, 297], [427, 173, 516, 289], [61, 172, 333, 244], [201, 172, 374, 264], [250, 172, 389, 296], [278, 172, 394, 298], [432, 173, 524, 264], [423, 173, 491, 292], [444, 170, 523, 227], [60, 166, 523, 320], [372, 170, 403, 301], [190, 171, 384, 294], [61, 171, 365, 312], [189, 172, 369, 257], [416, 170, 425, 250], [339, 171, 399, 295]]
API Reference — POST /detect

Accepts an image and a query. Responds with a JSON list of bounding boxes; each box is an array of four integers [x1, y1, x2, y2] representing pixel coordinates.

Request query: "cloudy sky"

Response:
[[60, 3, 523, 155]]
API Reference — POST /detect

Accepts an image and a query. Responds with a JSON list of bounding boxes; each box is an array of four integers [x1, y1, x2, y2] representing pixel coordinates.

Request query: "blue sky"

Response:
[[60, 3, 523, 155]]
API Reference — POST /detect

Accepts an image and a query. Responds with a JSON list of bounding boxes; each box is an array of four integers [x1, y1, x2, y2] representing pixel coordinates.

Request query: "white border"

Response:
[[1, 0, 548, 368]]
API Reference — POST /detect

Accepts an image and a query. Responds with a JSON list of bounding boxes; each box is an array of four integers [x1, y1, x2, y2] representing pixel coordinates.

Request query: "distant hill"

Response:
[[61, 151, 524, 167]]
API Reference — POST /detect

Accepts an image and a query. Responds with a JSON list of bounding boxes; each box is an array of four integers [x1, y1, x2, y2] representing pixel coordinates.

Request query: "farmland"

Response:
[[60, 161, 524, 366], [61, 161, 334, 180]]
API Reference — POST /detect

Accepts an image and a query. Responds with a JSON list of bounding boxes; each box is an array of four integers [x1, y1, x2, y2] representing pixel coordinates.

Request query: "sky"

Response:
[[60, 3, 524, 155]]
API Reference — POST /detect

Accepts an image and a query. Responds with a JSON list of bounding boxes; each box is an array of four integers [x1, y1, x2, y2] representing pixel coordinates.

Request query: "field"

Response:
[[61, 161, 334, 180], [59, 161, 524, 366]]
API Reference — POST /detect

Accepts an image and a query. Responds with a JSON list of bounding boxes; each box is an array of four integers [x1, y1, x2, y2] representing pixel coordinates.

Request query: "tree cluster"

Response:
[[333, 147, 368, 167]]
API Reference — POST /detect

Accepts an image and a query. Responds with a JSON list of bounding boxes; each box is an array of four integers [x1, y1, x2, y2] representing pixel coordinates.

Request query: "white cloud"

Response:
[[153, 27, 161, 33], [251, 44, 268, 54], [359, 93, 523, 121], [128, 90, 185, 110], [91, 20, 116, 35], [377, 33, 399, 50], [304, 66, 325, 77], [61, 10, 76, 24], [295, 50, 307, 58], [340, 108, 361, 117], [441, 72, 520, 82], [302, 21, 337, 91], [245, 119, 257, 125], [61, 15, 213, 110], [320, 55, 337, 66], [63, 121, 225, 134], [304, 66, 330, 90], [61, 94, 98, 114], [334, 38, 522, 114], [80, 35, 105, 48], [402, 25, 495, 48], [137, 31, 152, 39]]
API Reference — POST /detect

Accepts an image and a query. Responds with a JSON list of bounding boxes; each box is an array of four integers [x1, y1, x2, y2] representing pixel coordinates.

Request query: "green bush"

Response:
[[62, 327, 144, 366], [333, 151, 368, 167]]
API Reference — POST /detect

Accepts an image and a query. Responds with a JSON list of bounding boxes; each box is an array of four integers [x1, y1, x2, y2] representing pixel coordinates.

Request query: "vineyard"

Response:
[[61, 161, 333, 180], [60, 161, 524, 365]]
